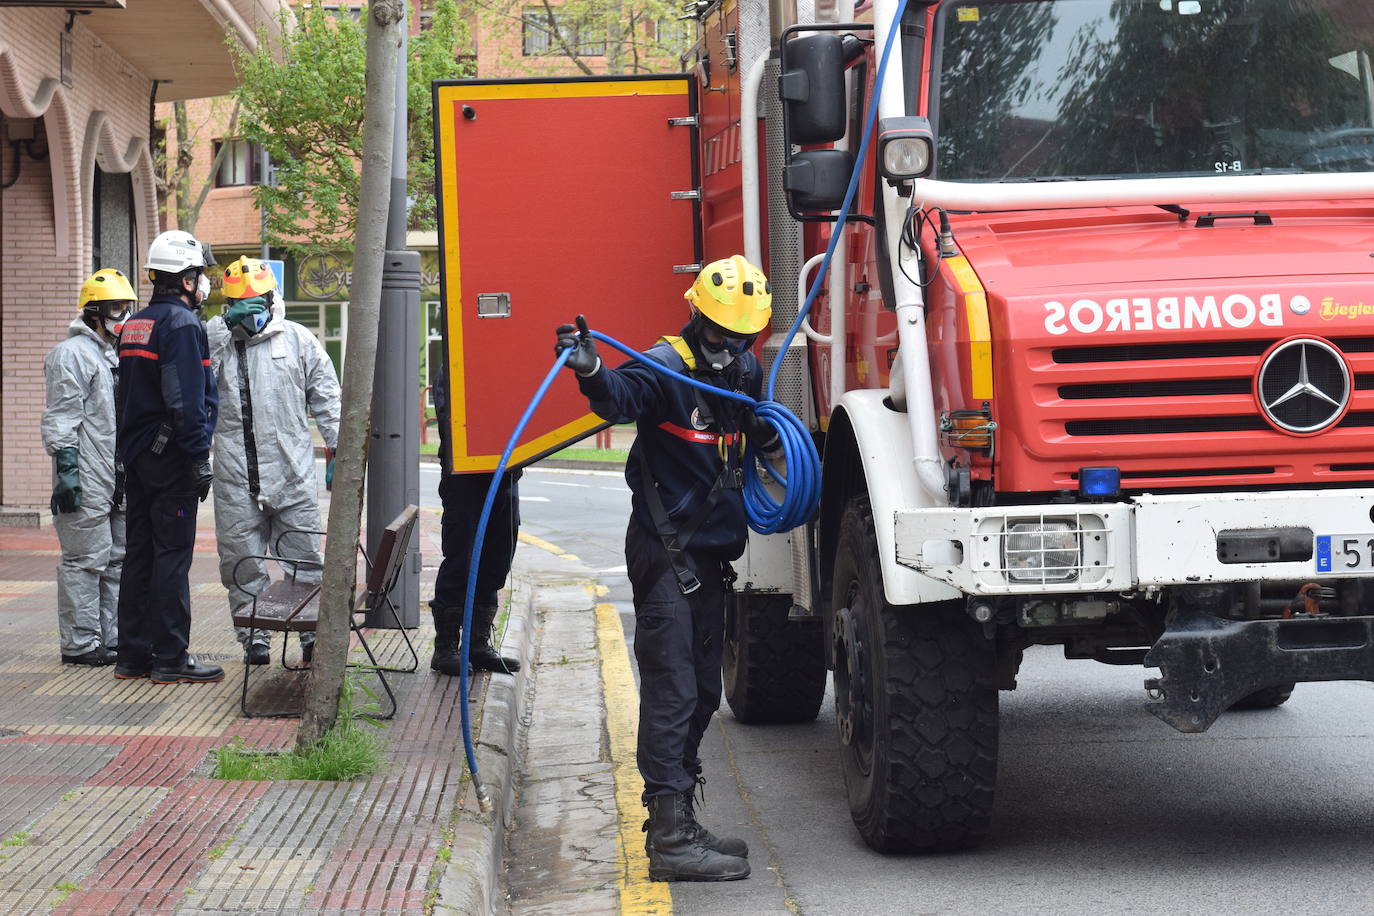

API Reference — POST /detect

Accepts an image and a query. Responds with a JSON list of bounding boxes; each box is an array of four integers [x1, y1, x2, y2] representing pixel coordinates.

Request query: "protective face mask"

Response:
[[195, 273, 211, 306], [103, 315, 127, 337], [699, 339, 736, 372]]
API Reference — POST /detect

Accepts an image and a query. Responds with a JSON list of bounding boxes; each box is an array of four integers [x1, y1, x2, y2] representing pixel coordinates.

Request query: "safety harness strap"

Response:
[[233, 340, 261, 498], [637, 449, 726, 595]]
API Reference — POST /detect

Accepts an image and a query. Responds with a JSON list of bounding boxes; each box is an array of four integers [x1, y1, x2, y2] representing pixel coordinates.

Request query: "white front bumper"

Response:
[[894, 489, 1374, 595]]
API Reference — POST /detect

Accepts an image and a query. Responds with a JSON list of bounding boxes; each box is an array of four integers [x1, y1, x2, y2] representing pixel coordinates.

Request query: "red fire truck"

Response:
[[434, 0, 1374, 853]]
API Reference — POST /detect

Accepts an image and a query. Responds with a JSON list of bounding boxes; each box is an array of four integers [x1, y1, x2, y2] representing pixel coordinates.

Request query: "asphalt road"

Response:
[[501, 465, 1374, 916]]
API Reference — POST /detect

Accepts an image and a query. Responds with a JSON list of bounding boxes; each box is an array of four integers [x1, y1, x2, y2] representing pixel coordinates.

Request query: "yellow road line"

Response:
[[517, 531, 581, 563], [595, 602, 673, 915]]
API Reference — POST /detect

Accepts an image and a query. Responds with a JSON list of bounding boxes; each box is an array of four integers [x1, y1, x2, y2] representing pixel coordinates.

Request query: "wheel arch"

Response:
[[822, 391, 963, 620]]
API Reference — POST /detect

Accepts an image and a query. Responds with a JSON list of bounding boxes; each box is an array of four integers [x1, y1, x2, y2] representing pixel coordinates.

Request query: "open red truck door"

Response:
[[433, 75, 700, 473]]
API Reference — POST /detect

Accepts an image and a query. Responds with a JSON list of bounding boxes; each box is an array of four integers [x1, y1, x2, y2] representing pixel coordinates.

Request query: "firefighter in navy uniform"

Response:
[[555, 255, 780, 883], [114, 230, 223, 685]]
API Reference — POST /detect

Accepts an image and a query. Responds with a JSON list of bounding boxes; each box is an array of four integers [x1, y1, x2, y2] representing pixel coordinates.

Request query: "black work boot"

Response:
[[644, 793, 749, 882], [469, 604, 521, 674], [685, 777, 748, 858], [150, 656, 225, 684], [430, 605, 462, 676]]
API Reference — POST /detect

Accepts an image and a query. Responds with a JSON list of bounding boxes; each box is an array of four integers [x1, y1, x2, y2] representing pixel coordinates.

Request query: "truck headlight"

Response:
[[1002, 520, 1080, 583], [877, 116, 934, 184]]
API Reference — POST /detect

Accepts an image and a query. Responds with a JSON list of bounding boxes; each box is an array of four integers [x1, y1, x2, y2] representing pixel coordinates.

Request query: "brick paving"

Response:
[[0, 500, 501, 915]]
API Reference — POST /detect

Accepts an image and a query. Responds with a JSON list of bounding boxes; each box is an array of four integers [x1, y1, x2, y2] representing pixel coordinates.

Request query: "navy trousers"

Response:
[[431, 471, 521, 613], [626, 522, 729, 802], [116, 447, 198, 670]]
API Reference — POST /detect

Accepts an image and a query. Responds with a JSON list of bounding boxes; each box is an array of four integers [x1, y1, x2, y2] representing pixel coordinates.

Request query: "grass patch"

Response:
[[551, 446, 627, 462], [211, 677, 384, 782], [3, 831, 28, 847], [50, 881, 79, 907], [419, 427, 631, 464]]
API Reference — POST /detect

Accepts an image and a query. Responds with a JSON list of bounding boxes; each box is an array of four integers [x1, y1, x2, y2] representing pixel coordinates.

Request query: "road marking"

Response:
[[517, 531, 581, 563], [518, 495, 551, 502], [600, 565, 628, 574], [528, 466, 626, 479], [541, 481, 590, 488], [595, 602, 673, 915]]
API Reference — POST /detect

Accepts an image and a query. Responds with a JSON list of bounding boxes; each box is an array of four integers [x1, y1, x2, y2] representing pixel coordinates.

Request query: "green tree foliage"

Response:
[[231, 1, 472, 257]]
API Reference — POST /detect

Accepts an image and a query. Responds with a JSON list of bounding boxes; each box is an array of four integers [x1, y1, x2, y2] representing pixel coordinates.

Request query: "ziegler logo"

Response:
[[1318, 297, 1374, 320], [1042, 294, 1307, 335]]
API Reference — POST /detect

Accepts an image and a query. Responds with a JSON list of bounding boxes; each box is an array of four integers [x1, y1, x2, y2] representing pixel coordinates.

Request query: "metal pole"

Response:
[[366, 5, 420, 627], [259, 144, 270, 260]]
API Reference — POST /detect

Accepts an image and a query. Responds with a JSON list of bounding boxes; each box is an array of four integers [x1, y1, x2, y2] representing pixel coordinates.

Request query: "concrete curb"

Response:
[[433, 573, 536, 915]]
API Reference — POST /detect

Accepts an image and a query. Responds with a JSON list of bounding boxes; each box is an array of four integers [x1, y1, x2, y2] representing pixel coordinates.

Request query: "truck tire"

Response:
[[831, 495, 998, 853], [1229, 682, 1296, 710], [723, 590, 826, 724]]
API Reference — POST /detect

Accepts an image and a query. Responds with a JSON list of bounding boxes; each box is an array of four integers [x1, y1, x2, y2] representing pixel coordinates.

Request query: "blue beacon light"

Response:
[[1079, 466, 1121, 498]]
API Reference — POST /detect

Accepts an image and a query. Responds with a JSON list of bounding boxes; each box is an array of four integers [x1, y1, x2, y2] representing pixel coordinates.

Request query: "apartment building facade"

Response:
[[0, 0, 289, 524]]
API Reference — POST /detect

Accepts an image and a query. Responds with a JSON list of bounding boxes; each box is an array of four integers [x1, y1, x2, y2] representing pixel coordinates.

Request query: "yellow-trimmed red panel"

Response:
[[435, 77, 698, 472]]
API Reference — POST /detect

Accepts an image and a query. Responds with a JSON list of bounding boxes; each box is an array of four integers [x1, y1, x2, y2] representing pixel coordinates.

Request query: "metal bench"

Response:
[[232, 504, 421, 719]]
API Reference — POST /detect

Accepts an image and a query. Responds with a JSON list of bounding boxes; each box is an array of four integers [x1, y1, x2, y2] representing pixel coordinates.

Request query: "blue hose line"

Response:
[[588, 329, 821, 535], [458, 0, 909, 794], [765, 0, 911, 403], [459, 346, 573, 804]]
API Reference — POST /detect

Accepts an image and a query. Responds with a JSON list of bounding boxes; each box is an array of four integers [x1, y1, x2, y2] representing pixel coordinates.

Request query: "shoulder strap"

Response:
[[657, 335, 696, 372]]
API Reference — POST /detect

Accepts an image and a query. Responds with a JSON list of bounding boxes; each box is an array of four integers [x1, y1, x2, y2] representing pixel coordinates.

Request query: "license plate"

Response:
[[1315, 534, 1374, 573]]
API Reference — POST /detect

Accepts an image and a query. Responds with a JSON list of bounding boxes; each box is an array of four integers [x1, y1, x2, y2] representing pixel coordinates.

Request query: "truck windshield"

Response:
[[934, 0, 1374, 180]]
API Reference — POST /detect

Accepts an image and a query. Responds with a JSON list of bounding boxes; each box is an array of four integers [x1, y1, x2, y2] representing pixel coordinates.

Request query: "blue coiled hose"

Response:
[[458, 0, 910, 807]]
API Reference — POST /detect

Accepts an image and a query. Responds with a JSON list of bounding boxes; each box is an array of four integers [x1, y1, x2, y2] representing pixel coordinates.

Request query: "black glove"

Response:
[[555, 315, 601, 377], [112, 462, 125, 510], [742, 412, 783, 461], [50, 447, 82, 515], [192, 458, 214, 502]]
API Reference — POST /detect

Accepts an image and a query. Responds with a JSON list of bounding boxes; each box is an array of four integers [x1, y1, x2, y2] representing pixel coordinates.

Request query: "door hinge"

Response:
[[671, 189, 702, 200], [673, 263, 703, 273], [668, 115, 699, 127]]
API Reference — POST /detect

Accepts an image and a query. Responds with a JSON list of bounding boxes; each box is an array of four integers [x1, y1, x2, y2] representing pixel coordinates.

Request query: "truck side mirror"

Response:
[[784, 149, 855, 212], [780, 33, 848, 145]]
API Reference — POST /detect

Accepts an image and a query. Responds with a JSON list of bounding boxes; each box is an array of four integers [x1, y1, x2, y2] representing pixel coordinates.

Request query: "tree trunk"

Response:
[[297, 0, 406, 750]]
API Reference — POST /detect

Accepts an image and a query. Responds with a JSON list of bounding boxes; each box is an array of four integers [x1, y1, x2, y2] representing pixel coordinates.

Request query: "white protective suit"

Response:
[[41, 316, 124, 654], [207, 298, 341, 648]]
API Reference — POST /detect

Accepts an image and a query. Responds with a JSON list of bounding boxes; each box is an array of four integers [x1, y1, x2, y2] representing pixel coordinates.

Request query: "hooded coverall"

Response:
[[576, 323, 761, 802], [41, 316, 124, 655], [206, 302, 341, 649]]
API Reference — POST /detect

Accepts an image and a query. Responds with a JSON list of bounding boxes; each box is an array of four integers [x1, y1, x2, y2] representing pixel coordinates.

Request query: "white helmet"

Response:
[[145, 229, 216, 276]]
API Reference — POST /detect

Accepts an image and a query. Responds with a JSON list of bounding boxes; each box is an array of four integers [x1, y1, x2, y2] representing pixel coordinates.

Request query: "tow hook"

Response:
[[1285, 583, 1336, 618]]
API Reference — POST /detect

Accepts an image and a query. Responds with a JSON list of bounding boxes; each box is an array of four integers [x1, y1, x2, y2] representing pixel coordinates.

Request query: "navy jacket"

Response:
[[579, 328, 761, 558], [117, 294, 219, 462]]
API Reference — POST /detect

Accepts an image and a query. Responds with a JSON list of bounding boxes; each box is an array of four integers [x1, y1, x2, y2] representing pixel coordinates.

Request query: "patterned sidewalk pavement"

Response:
[[0, 501, 504, 915]]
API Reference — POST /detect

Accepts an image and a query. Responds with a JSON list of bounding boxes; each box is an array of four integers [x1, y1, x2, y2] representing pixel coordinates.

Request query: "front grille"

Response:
[[1053, 340, 1269, 363], [1059, 378, 1251, 400], [1014, 332, 1374, 490], [1065, 416, 1269, 437]]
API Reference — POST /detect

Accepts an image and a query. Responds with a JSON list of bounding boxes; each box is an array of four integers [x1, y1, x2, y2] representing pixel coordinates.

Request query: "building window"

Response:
[[522, 6, 606, 57], [654, 17, 692, 53], [285, 301, 346, 378], [213, 138, 262, 187]]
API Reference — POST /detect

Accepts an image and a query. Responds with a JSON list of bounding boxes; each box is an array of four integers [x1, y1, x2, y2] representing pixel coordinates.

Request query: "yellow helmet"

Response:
[[78, 268, 136, 311], [684, 255, 772, 336], [222, 256, 277, 301]]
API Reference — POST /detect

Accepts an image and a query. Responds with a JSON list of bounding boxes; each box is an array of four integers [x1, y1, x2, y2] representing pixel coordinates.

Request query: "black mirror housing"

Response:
[[784, 149, 855, 213], [780, 33, 848, 145]]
